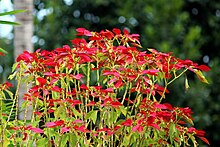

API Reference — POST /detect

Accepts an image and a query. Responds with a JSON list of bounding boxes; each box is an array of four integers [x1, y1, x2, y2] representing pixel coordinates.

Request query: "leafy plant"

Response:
[[0, 28, 210, 146]]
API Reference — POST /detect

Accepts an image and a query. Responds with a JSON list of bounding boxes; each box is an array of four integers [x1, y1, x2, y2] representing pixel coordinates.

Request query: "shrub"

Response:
[[0, 28, 210, 146]]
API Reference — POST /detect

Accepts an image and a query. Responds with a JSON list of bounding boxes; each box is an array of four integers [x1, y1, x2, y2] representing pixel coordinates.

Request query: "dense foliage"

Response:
[[0, 0, 219, 145], [0, 28, 210, 146]]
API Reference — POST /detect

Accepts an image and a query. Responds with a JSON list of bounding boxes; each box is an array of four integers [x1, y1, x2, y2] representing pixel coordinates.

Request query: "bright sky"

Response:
[[0, 0, 14, 38]]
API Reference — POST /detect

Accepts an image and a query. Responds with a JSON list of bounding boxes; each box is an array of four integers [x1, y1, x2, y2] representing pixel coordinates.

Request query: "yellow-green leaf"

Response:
[[185, 75, 190, 92], [193, 69, 209, 84]]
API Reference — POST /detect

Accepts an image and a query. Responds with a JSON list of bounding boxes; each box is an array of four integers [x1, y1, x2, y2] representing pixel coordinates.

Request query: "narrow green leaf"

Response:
[[0, 20, 20, 25], [69, 133, 78, 147], [8, 71, 17, 80], [0, 48, 8, 54], [0, 10, 27, 16], [168, 123, 176, 144], [11, 62, 19, 72], [3, 134, 10, 147], [60, 134, 69, 147], [185, 75, 190, 92], [5, 89, 13, 99]]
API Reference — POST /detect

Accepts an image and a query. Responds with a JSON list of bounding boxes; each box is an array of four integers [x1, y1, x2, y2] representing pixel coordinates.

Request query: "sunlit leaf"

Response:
[[193, 69, 209, 84], [0, 20, 20, 25], [185, 75, 190, 92], [0, 10, 26, 16], [85, 110, 97, 124], [0, 48, 8, 54], [198, 136, 210, 145]]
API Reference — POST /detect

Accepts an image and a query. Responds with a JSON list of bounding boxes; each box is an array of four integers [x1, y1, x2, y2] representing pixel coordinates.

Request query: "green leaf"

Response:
[[36, 138, 49, 147], [168, 123, 176, 144], [72, 108, 82, 118], [185, 75, 190, 92], [119, 106, 127, 116], [109, 110, 118, 124], [5, 89, 13, 99], [8, 71, 17, 80], [0, 20, 21, 25], [189, 135, 198, 147], [11, 62, 19, 72], [54, 106, 66, 120], [85, 110, 97, 124], [193, 69, 209, 84], [0, 48, 8, 54], [60, 134, 69, 147], [69, 133, 78, 147], [0, 10, 27, 16]]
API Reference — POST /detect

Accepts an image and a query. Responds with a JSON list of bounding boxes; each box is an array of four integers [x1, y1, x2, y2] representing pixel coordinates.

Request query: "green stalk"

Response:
[[158, 68, 188, 103], [96, 62, 100, 86], [0, 93, 3, 147]]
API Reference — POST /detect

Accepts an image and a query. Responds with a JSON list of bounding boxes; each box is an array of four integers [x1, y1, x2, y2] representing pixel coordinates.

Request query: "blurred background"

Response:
[[0, 0, 219, 146]]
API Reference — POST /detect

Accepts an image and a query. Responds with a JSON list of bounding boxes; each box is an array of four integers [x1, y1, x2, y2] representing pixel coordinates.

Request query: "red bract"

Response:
[[121, 119, 132, 126], [16, 51, 34, 62], [76, 28, 92, 36], [29, 127, 44, 134], [45, 120, 65, 128], [132, 124, 143, 133], [197, 65, 211, 72], [36, 77, 47, 86], [72, 74, 84, 80], [0, 52, 5, 56], [112, 28, 121, 35]]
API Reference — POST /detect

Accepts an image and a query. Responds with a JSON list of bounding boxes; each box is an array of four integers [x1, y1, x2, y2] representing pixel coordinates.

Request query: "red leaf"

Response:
[[51, 86, 62, 92], [121, 119, 132, 126], [78, 53, 92, 63], [73, 74, 84, 80], [86, 101, 96, 107], [77, 125, 88, 133], [154, 103, 168, 109], [111, 101, 123, 108], [61, 127, 70, 134], [123, 28, 129, 35], [36, 77, 47, 86], [4, 81, 13, 88], [114, 79, 123, 88], [101, 88, 114, 93], [34, 111, 42, 117], [22, 132, 27, 140], [198, 136, 210, 145], [45, 120, 64, 128], [16, 51, 33, 62], [76, 28, 92, 36], [80, 84, 89, 90], [103, 70, 120, 77], [132, 124, 143, 133], [197, 65, 210, 72], [71, 100, 82, 106], [148, 123, 160, 130], [29, 127, 44, 133], [142, 69, 159, 76], [112, 28, 121, 35], [0, 52, 5, 56], [73, 119, 84, 124]]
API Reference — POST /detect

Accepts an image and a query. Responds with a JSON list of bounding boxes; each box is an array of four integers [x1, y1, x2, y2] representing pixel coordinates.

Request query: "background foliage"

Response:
[[0, 0, 219, 146]]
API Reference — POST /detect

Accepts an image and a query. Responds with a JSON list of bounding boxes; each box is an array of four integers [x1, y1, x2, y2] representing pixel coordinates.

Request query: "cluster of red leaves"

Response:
[[12, 28, 210, 146]]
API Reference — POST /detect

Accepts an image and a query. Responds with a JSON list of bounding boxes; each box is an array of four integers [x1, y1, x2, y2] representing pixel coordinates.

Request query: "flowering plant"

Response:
[[0, 28, 210, 146]]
